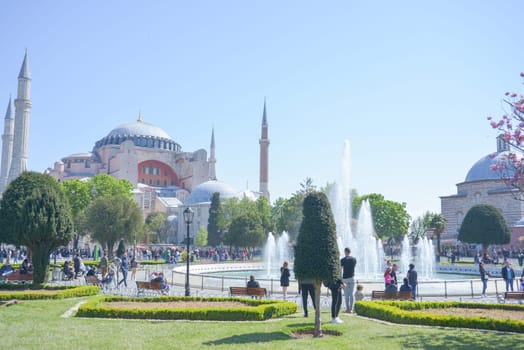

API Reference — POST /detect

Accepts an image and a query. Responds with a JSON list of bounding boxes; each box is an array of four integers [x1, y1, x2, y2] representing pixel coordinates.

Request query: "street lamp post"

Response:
[[183, 207, 194, 297]]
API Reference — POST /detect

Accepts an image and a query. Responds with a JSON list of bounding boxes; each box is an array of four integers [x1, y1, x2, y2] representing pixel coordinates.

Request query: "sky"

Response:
[[0, 0, 523, 219]]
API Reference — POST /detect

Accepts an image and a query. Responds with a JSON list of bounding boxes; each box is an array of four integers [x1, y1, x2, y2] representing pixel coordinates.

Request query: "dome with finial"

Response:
[[93, 113, 181, 152]]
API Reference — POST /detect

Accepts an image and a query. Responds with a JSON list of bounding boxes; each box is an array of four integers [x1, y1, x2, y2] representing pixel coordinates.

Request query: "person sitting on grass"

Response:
[[354, 284, 364, 301], [399, 278, 412, 292], [247, 275, 260, 288]]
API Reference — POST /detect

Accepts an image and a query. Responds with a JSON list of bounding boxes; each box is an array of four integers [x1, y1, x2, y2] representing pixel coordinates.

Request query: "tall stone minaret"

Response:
[[259, 99, 270, 199], [8, 51, 32, 184], [0, 96, 15, 192], [209, 127, 217, 180]]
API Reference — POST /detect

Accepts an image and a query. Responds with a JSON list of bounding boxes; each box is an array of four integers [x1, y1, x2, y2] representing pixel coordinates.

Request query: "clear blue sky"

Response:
[[0, 0, 522, 218]]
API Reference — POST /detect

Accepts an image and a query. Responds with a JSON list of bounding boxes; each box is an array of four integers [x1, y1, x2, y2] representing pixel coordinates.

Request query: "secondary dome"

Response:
[[465, 151, 516, 182], [185, 180, 240, 205], [107, 120, 172, 140]]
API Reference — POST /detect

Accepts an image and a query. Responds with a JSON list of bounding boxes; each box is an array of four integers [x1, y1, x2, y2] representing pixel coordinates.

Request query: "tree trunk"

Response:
[[313, 280, 323, 338], [436, 233, 441, 262], [482, 243, 489, 256], [31, 247, 51, 286]]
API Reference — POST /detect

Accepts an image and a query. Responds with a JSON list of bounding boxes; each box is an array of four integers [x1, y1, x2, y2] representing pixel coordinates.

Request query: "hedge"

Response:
[[0, 285, 99, 300], [77, 295, 297, 321], [354, 300, 524, 333]]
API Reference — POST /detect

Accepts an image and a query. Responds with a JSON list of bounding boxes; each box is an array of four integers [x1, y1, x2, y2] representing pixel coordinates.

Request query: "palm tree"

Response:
[[429, 214, 447, 261]]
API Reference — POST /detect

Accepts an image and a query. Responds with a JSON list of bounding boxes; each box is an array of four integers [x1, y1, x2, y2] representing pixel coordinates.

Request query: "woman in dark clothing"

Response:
[[280, 261, 290, 300], [479, 261, 490, 297], [328, 278, 346, 324]]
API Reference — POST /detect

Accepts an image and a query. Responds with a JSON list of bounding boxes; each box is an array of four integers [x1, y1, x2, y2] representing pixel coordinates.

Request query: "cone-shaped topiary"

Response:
[[294, 191, 340, 337]]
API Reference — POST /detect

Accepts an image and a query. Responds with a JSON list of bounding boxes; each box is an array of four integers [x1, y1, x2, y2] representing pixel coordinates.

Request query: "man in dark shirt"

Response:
[[341, 247, 357, 313], [247, 275, 260, 288]]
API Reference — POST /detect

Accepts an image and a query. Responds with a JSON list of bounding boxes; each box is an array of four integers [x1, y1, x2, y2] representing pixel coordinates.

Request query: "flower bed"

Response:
[[77, 295, 297, 321], [354, 300, 524, 333]]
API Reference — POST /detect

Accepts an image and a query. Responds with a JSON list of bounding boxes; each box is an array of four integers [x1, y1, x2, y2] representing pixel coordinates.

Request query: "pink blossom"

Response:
[[521, 72, 524, 77], [506, 92, 511, 96], [511, 93, 518, 98], [490, 121, 498, 128], [487, 116, 492, 120]]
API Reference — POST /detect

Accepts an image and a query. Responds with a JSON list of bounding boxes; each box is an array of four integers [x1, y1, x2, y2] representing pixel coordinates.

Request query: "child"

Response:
[[354, 284, 364, 301]]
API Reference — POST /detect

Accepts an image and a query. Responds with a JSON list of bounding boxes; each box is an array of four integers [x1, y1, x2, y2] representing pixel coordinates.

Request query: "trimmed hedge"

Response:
[[0, 285, 99, 300], [355, 300, 524, 333], [77, 295, 297, 321]]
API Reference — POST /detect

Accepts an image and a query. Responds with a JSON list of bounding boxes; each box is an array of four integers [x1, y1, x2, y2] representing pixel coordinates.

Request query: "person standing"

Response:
[[299, 278, 316, 317], [328, 278, 345, 324], [130, 256, 139, 280], [407, 263, 418, 300], [479, 261, 490, 297], [118, 254, 129, 288], [501, 261, 515, 292], [341, 247, 357, 313], [280, 261, 290, 300]]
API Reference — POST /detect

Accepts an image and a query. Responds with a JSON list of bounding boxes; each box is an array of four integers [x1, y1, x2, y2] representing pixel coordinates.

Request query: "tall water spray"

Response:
[[417, 237, 435, 279], [331, 140, 353, 254], [400, 235, 412, 276], [355, 200, 383, 277], [264, 232, 276, 276], [277, 231, 290, 267]]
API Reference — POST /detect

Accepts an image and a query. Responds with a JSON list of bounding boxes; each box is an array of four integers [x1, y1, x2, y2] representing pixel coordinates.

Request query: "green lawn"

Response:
[[1, 298, 524, 349]]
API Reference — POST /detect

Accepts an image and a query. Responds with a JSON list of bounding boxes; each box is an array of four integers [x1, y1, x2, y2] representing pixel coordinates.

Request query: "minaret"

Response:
[[8, 51, 32, 184], [0, 96, 14, 192], [259, 99, 270, 199], [209, 127, 217, 180]]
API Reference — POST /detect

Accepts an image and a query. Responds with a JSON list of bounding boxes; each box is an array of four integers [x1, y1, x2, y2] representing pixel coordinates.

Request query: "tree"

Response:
[[294, 192, 340, 338], [256, 196, 273, 234], [116, 239, 126, 257], [487, 73, 524, 196], [429, 213, 446, 257], [145, 212, 167, 243], [195, 226, 208, 247], [224, 212, 264, 248], [271, 195, 303, 241], [85, 194, 143, 255], [0, 172, 74, 284], [458, 204, 510, 254], [207, 192, 224, 246], [353, 194, 410, 241], [409, 211, 434, 243]]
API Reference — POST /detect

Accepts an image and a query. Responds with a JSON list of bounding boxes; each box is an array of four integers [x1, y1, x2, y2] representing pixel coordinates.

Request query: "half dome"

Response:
[[185, 180, 240, 205]]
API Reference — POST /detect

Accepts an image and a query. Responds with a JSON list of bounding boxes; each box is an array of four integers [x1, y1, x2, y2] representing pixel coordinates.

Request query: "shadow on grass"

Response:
[[385, 329, 524, 350], [203, 331, 292, 345]]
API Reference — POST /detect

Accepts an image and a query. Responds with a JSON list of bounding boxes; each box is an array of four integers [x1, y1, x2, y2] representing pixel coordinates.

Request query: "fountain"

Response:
[[354, 200, 384, 277], [263, 231, 291, 277], [400, 235, 412, 276]]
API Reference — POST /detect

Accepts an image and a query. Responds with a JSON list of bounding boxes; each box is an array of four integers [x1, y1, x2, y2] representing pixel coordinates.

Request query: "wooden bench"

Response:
[[229, 286, 267, 299], [85, 275, 102, 287], [136, 281, 163, 297], [371, 290, 413, 300], [503, 292, 524, 303], [3, 270, 32, 283]]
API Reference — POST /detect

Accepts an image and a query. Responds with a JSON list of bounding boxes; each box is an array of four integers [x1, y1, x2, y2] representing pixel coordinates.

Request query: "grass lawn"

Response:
[[2, 298, 524, 349]]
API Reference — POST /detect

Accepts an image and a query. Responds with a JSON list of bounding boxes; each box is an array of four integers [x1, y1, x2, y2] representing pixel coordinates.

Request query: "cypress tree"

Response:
[[294, 191, 340, 337], [207, 192, 222, 246]]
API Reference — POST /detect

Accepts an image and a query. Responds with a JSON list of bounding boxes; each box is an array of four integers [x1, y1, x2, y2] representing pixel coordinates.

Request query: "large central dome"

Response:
[[107, 120, 172, 140]]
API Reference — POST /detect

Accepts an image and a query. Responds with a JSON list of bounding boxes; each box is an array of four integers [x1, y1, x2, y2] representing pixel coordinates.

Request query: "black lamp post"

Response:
[[183, 207, 194, 297]]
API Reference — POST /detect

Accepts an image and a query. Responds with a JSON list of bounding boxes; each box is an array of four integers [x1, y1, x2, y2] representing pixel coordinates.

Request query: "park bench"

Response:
[[85, 275, 102, 288], [136, 281, 163, 297], [371, 290, 412, 300], [3, 270, 32, 283], [502, 291, 524, 303], [229, 286, 267, 299]]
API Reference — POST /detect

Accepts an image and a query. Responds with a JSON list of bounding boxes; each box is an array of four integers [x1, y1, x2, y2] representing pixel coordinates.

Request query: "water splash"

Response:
[[400, 235, 412, 276], [331, 140, 353, 255], [417, 237, 435, 280], [264, 232, 276, 277]]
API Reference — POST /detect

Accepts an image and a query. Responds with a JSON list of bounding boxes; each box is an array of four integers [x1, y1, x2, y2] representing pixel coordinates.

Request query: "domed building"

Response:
[[440, 135, 524, 248], [47, 114, 210, 191]]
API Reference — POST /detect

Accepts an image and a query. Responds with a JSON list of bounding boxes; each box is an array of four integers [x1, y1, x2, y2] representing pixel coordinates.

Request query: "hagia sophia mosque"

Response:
[[0, 53, 270, 243], [1, 52, 524, 248]]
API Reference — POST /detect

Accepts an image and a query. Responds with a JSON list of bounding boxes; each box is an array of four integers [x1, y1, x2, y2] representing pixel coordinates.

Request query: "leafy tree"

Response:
[[294, 192, 340, 338], [87, 174, 133, 200], [458, 204, 510, 254], [195, 226, 208, 247], [353, 193, 410, 241], [487, 72, 524, 196], [409, 211, 434, 243], [256, 196, 273, 234], [224, 212, 264, 248], [85, 194, 143, 256], [429, 213, 446, 257], [207, 192, 224, 246], [145, 212, 167, 243], [0, 172, 74, 284], [296, 177, 317, 196]]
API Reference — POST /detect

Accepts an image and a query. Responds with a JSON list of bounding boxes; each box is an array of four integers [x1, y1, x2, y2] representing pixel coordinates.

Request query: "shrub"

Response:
[[0, 285, 98, 300], [355, 300, 524, 333], [77, 296, 297, 321]]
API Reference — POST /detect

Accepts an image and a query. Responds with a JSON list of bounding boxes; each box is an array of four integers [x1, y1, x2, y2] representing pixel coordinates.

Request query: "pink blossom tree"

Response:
[[487, 72, 524, 197]]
